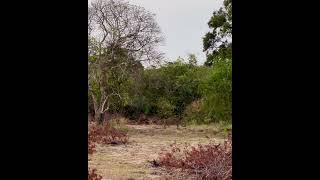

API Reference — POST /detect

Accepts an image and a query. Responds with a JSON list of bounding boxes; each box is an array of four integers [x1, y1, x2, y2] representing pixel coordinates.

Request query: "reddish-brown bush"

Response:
[[88, 121, 129, 180], [88, 168, 102, 180], [88, 131, 97, 155], [88, 121, 129, 146], [156, 134, 232, 180]]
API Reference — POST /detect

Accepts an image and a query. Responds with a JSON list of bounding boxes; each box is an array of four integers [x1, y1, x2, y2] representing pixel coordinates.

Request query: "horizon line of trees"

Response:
[[88, 0, 232, 125]]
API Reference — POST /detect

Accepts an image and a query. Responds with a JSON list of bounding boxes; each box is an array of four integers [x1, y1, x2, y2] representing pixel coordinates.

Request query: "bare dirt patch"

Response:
[[89, 124, 226, 179]]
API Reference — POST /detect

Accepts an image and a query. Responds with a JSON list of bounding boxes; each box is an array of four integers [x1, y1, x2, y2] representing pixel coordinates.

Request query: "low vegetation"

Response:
[[88, 121, 129, 147], [156, 134, 232, 180], [88, 0, 232, 179], [88, 168, 102, 180], [88, 0, 232, 126], [88, 120, 129, 179], [89, 124, 228, 179]]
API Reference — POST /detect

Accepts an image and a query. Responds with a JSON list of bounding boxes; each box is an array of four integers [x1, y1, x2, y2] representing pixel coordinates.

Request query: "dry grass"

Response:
[[88, 124, 227, 180]]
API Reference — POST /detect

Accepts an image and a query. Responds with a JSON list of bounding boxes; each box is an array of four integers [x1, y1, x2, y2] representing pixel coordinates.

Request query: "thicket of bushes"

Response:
[[124, 57, 232, 124], [88, 0, 232, 125], [88, 56, 232, 124]]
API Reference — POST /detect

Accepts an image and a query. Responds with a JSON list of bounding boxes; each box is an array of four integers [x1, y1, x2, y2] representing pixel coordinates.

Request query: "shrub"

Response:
[[88, 121, 129, 180], [156, 97, 175, 119], [88, 131, 97, 154], [123, 105, 141, 120], [184, 99, 208, 124], [88, 121, 129, 145], [200, 59, 232, 123], [88, 168, 102, 180], [156, 134, 232, 180]]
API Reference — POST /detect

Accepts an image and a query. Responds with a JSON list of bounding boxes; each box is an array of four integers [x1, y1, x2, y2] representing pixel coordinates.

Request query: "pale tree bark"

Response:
[[88, 0, 164, 123]]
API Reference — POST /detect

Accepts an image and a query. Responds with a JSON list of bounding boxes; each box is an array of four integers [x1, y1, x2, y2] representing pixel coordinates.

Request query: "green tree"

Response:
[[203, 0, 232, 66], [88, 0, 163, 123], [201, 59, 232, 123], [88, 46, 137, 123], [136, 60, 203, 126]]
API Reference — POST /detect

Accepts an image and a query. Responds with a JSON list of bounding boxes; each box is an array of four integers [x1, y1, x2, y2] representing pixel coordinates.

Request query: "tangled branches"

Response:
[[156, 134, 232, 180]]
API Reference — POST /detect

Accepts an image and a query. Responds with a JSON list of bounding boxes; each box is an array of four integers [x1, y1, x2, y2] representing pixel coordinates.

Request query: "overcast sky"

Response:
[[89, 0, 224, 65]]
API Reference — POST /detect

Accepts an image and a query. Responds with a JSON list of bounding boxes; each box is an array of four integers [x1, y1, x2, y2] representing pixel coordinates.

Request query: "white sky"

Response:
[[89, 0, 224, 65]]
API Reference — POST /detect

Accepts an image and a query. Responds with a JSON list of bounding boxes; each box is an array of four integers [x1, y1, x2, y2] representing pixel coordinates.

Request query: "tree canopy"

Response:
[[88, 0, 232, 125], [88, 0, 163, 123], [203, 0, 232, 66]]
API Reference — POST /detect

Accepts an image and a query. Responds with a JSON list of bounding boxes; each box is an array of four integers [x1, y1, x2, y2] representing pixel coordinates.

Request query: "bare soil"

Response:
[[89, 124, 227, 180]]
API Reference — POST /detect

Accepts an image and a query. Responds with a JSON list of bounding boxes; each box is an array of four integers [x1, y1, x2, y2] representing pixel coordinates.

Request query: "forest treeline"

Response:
[[88, 0, 232, 125]]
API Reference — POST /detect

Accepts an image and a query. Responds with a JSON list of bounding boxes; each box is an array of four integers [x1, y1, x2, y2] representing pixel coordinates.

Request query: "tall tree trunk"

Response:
[[90, 93, 104, 124], [95, 111, 105, 125]]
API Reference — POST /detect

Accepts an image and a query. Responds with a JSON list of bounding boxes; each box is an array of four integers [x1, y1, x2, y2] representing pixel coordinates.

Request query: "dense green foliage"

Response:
[[203, 0, 232, 66], [89, 56, 232, 123], [88, 0, 232, 125], [121, 56, 232, 124], [126, 58, 204, 119], [201, 58, 232, 123]]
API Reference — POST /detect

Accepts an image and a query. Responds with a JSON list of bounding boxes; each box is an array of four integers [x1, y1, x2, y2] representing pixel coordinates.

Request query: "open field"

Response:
[[89, 124, 228, 179]]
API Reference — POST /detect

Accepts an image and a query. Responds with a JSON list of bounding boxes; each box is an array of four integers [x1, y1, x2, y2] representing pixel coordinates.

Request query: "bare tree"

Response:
[[89, 0, 164, 64], [88, 0, 164, 123]]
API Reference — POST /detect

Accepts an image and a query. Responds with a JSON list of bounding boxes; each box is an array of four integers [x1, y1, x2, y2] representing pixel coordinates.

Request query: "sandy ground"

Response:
[[89, 124, 227, 180]]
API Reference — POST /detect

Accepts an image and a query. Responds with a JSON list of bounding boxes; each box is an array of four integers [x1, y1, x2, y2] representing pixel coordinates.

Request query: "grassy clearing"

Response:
[[89, 124, 227, 179]]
